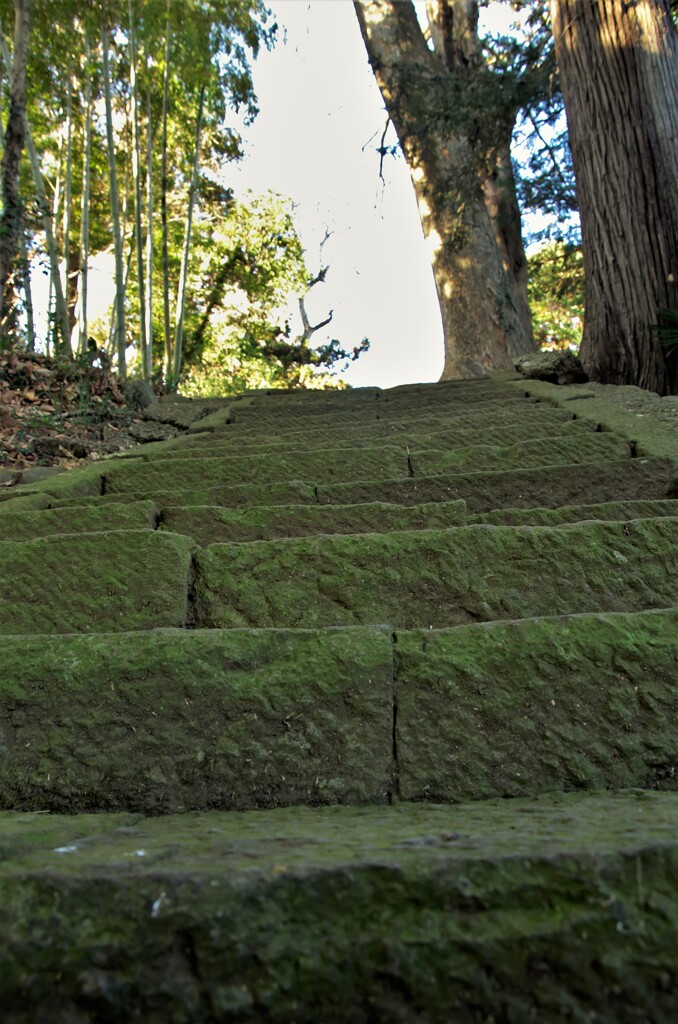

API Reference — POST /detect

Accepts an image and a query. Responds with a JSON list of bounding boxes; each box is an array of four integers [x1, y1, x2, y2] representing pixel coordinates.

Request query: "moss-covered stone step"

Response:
[[195, 400, 583, 441], [44, 455, 677, 515], [194, 517, 678, 629], [1, 791, 678, 1023], [166, 402, 587, 448], [41, 455, 678, 515], [101, 433, 625, 497], [0, 461, 104, 506], [225, 394, 528, 433], [102, 446, 409, 495], [1, 612, 674, 815], [160, 500, 467, 545], [143, 395, 232, 429], [470, 497, 678, 526], [0, 529, 194, 635], [0, 627, 393, 814], [397, 608, 678, 801], [318, 457, 678, 512], [50, 479, 322, 511], [235, 382, 519, 415], [0, 500, 158, 542], [410, 432, 630, 476], [161, 498, 678, 546], [0, 492, 51, 513], [125, 417, 595, 464]]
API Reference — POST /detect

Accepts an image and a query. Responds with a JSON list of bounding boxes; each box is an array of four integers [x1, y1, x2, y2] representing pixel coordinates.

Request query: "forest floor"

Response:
[[0, 348, 152, 473]]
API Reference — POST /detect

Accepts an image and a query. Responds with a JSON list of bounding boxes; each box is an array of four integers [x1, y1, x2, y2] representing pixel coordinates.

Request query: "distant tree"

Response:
[[178, 192, 369, 396], [550, 0, 678, 394], [528, 240, 583, 350]]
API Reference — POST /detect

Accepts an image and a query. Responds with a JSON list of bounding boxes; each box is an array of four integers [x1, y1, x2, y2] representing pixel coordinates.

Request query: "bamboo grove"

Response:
[[0, 0, 308, 390]]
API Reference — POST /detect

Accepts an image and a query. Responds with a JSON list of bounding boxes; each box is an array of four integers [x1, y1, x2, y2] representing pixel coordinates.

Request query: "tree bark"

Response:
[[144, 87, 154, 379], [161, 6, 172, 383], [354, 0, 533, 379], [0, 0, 30, 346], [102, 19, 126, 379], [18, 205, 34, 350], [172, 84, 204, 389], [128, 0, 149, 380], [550, 0, 678, 394], [62, 57, 74, 353], [78, 30, 92, 354]]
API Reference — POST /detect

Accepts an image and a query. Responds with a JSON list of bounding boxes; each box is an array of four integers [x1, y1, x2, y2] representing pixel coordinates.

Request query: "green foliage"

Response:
[[483, 2, 578, 241], [175, 191, 369, 396], [527, 240, 583, 350]]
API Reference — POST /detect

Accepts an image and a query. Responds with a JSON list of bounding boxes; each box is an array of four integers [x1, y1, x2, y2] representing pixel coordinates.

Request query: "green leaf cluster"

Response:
[[527, 240, 583, 350]]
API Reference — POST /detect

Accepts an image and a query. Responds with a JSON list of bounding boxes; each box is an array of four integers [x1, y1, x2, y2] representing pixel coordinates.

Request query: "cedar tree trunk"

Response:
[[551, 0, 678, 393]]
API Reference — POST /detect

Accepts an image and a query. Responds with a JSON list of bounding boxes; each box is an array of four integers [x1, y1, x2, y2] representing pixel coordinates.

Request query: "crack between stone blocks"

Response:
[[185, 551, 198, 629], [390, 629, 400, 804]]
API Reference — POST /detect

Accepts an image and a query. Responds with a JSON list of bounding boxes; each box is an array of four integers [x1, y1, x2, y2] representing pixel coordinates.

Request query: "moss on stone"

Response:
[[470, 498, 678, 526], [505, 377, 678, 465], [318, 457, 677, 512], [123, 420, 595, 469], [103, 447, 409, 494], [1, 793, 678, 1022], [396, 608, 678, 801], [0, 500, 158, 541], [160, 500, 467, 545], [0, 529, 194, 634], [0, 626, 393, 813], [0, 492, 51, 514], [410, 432, 631, 476], [194, 518, 678, 630]]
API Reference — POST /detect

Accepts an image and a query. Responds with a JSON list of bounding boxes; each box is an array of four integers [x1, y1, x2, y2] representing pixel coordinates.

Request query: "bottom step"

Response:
[[2, 791, 677, 1023]]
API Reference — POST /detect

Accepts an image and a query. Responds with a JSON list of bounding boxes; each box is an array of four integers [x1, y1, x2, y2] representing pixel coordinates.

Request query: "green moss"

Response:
[[0, 493, 51, 514], [318, 457, 676, 512], [194, 518, 678, 629], [160, 500, 467, 545], [103, 447, 409, 494], [0, 529, 194, 634], [1, 794, 678, 1022], [0, 626, 393, 813], [471, 498, 678, 526], [505, 377, 678, 465], [410, 432, 631, 476], [396, 609, 678, 801], [0, 500, 158, 541]]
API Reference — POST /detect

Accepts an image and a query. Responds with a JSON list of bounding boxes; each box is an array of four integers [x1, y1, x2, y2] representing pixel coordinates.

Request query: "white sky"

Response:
[[231, 0, 446, 388]]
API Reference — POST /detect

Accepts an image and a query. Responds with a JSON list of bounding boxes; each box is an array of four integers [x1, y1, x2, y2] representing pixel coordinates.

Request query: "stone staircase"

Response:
[[1, 374, 677, 1022]]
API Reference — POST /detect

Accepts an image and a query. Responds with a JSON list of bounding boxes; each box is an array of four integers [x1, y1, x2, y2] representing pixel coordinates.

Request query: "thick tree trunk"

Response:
[[426, 2, 532, 345], [0, 0, 30, 345], [354, 0, 533, 378], [481, 140, 532, 343], [550, 0, 678, 394]]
